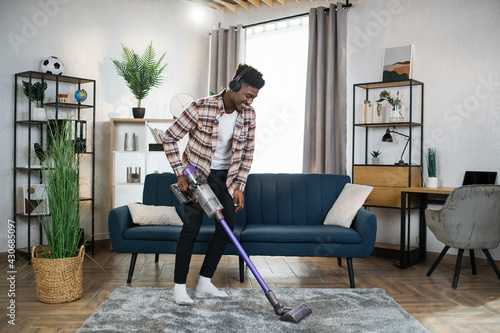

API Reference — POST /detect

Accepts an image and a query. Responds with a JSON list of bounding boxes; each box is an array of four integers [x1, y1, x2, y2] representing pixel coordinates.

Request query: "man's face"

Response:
[[233, 82, 259, 111]]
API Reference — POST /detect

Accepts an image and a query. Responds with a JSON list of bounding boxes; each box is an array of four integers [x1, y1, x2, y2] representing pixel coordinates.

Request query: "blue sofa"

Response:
[[108, 173, 377, 287]]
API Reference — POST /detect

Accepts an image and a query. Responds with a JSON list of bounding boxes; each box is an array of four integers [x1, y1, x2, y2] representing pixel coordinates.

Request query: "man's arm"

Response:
[[162, 103, 197, 177]]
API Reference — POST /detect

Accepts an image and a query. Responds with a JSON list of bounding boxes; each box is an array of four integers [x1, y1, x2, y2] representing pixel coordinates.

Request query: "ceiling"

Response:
[[188, 0, 348, 14]]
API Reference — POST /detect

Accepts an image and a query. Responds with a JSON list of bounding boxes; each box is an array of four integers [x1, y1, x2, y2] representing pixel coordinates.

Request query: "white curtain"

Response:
[[209, 25, 246, 93], [303, 3, 348, 174]]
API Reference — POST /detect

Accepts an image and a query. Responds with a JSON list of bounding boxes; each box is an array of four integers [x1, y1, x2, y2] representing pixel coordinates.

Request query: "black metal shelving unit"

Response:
[[352, 79, 425, 268], [13, 71, 96, 258]]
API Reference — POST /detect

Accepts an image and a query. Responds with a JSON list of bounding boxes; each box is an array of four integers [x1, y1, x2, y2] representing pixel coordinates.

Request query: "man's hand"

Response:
[[233, 190, 244, 212], [177, 175, 189, 192]]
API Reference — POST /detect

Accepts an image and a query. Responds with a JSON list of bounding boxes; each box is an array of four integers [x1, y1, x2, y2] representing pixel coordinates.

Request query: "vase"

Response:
[[31, 245, 85, 304], [427, 177, 438, 188], [132, 107, 145, 119], [389, 104, 404, 123]]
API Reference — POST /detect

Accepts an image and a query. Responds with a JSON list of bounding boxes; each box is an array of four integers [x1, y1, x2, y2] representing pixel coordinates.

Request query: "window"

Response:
[[245, 17, 309, 173]]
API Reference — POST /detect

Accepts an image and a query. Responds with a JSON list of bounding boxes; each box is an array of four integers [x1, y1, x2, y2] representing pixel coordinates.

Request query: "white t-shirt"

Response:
[[211, 111, 238, 170]]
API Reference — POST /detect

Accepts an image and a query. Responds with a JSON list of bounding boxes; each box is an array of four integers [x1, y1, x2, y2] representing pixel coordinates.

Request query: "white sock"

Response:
[[196, 276, 228, 297], [173, 283, 193, 305]]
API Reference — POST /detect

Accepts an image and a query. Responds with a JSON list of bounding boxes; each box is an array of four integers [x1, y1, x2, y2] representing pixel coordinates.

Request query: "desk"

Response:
[[399, 187, 454, 268]]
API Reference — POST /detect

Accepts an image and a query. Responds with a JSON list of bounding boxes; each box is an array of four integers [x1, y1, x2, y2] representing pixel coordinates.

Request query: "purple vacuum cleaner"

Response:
[[170, 165, 312, 323]]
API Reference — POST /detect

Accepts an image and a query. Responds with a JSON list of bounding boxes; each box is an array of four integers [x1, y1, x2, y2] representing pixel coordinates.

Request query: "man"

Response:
[[163, 64, 265, 305]]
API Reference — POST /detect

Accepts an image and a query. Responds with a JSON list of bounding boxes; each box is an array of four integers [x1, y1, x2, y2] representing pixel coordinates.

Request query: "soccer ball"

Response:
[[41, 56, 64, 75]]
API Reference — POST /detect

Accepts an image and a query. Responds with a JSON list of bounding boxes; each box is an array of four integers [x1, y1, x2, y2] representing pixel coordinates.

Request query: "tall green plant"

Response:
[[427, 148, 436, 177], [110, 42, 167, 108], [39, 119, 82, 259]]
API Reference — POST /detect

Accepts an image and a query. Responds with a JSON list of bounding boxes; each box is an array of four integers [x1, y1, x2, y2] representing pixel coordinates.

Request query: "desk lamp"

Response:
[[382, 127, 410, 166]]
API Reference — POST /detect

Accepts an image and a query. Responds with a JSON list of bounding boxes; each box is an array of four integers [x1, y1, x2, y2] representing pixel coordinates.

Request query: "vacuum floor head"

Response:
[[280, 304, 312, 323]]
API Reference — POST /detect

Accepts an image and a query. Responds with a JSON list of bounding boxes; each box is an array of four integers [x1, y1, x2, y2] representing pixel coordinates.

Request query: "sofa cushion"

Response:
[[241, 225, 361, 244], [127, 203, 183, 226], [122, 224, 245, 242], [245, 173, 350, 226], [324, 184, 373, 228]]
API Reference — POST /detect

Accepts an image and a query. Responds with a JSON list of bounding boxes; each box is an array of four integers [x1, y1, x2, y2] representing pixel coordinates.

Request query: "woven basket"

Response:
[[31, 245, 85, 304]]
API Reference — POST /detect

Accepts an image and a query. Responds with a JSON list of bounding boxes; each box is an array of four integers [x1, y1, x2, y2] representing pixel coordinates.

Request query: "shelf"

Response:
[[16, 71, 95, 84], [44, 102, 94, 109], [354, 79, 424, 89], [354, 122, 422, 128]]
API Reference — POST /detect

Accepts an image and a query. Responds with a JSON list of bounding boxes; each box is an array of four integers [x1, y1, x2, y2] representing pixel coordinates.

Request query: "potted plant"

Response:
[[22, 80, 47, 120], [370, 150, 381, 164], [111, 42, 167, 118], [377, 90, 404, 123], [31, 119, 85, 304], [426, 148, 438, 187]]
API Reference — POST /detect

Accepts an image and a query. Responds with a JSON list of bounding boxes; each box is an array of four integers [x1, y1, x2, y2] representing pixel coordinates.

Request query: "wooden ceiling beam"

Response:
[[209, 3, 226, 13], [248, 0, 261, 8], [262, 0, 274, 7], [213, 0, 238, 13], [277, 0, 286, 5], [233, 0, 250, 10]]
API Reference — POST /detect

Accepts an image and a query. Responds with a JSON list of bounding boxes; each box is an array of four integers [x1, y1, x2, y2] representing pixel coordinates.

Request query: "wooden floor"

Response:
[[2, 243, 500, 332]]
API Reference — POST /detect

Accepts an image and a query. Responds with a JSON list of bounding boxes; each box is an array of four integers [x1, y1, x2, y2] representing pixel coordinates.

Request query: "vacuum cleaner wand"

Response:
[[171, 166, 312, 323]]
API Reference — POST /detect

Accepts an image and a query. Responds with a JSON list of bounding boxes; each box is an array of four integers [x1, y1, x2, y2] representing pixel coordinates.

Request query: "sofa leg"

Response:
[[337, 257, 342, 267], [239, 256, 245, 283], [155, 253, 160, 263], [346, 258, 355, 288], [127, 253, 138, 284]]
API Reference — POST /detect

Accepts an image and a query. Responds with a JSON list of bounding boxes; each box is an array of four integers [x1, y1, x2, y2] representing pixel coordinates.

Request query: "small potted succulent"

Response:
[[370, 150, 381, 164], [111, 42, 167, 118]]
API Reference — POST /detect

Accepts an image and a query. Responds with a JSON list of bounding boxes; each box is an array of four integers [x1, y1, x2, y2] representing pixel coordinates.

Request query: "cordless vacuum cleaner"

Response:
[[170, 165, 312, 323]]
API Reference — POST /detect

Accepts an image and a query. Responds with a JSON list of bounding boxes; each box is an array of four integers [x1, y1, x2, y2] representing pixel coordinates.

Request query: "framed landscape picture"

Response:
[[23, 184, 49, 215], [382, 45, 413, 82]]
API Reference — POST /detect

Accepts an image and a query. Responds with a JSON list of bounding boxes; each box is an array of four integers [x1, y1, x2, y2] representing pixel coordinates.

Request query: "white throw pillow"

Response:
[[324, 183, 373, 228], [127, 203, 183, 226]]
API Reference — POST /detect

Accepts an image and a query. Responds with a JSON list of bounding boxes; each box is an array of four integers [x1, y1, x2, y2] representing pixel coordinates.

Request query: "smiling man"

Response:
[[163, 64, 265, 305]]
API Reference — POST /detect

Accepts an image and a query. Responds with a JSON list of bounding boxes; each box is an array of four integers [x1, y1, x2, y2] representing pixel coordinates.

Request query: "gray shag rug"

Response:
[[77, 287, 428, 333]]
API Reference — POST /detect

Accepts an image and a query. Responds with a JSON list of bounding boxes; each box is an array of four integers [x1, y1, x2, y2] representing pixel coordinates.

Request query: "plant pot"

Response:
[[31, 245, 85, 304], [389, 104, 404, 123], [372, 157, 380, 165], [427, 177, 438, 188], [132, 107, 145, 119]]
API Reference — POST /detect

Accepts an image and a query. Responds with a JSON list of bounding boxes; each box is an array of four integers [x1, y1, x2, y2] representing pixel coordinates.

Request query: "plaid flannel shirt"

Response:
[[162, 91, 256, 196]]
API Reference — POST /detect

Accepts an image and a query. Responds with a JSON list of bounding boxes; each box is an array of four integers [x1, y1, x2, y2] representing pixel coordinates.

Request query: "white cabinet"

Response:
[[109, 118, 187, 208]]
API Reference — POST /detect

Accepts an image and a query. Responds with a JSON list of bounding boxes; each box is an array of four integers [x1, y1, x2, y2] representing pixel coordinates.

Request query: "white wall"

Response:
[[2, 0, 500, 259], [0, 0, 219, 252]]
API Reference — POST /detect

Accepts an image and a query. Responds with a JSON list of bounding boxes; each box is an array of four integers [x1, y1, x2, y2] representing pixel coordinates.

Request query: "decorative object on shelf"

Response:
[[47, 119, 87, 154], [58, 94, 69, 103], [382, 127, 410, 166], [426, 148, 438, 187], [377, 90, 404, 123], [373, 103, 383, 123], [169, 93, 194, 119], [124, 133, 136, 151], [382, 45, 412, 82], [40, 56, 64, 75], [127, 167, 141, 183], [147, 124, 166, 144], [32, 118, 85, 303], [74, 89, 87, 103], [370, 150, 381, 165], [22, 80, 47, 120], [111, 42, 167, 119], [23, 184, 49, 215], [34, 143, 45, 162]]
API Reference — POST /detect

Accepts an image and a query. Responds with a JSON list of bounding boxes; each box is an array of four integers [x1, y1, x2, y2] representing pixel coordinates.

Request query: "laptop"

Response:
[[462, 171, 498, 185]]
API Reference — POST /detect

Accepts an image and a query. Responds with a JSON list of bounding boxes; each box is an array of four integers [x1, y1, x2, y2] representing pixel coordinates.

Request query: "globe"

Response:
[[75, 89, 87, 102]]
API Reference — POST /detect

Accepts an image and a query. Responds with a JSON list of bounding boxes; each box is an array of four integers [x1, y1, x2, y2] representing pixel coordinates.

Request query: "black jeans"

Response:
[[174, 169, 235, 284]]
